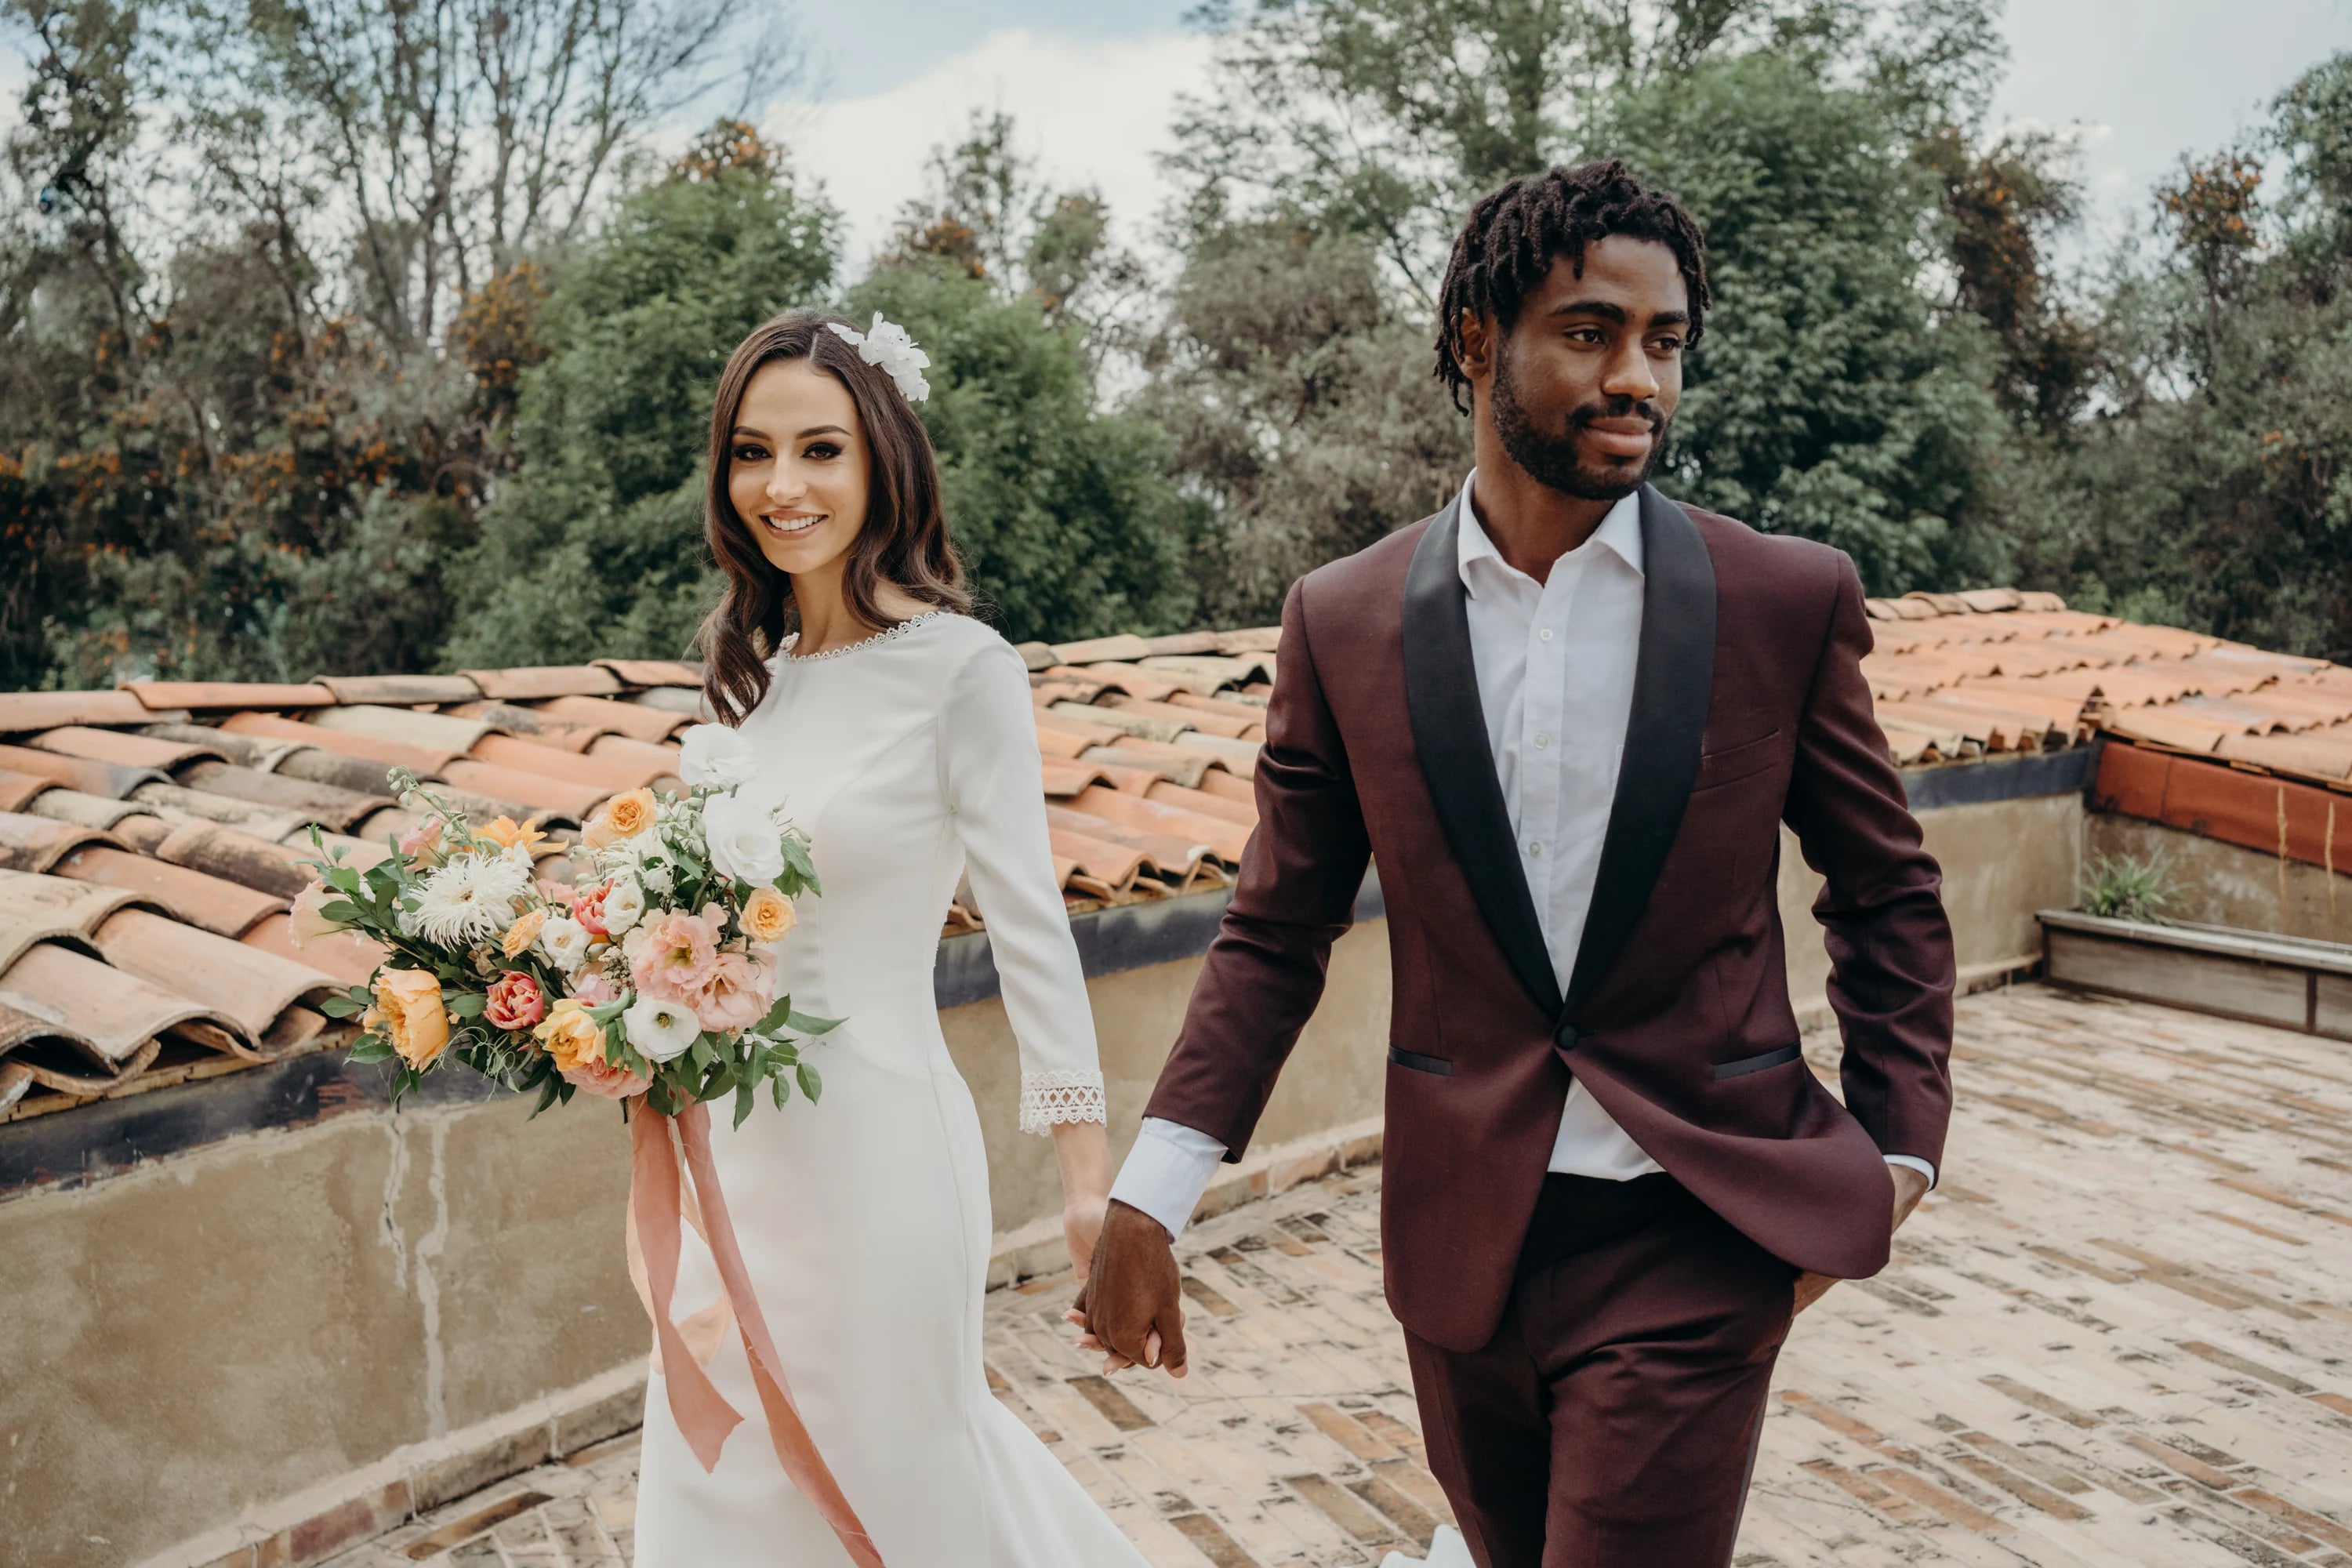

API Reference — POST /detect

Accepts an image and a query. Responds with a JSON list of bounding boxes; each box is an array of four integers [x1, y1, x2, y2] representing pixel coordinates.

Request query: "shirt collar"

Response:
[[1456, 470, 1646, 598]]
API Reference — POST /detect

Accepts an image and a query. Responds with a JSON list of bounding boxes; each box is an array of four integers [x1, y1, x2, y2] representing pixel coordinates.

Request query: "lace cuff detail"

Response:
[[1018, 1069, 1106, 1135]]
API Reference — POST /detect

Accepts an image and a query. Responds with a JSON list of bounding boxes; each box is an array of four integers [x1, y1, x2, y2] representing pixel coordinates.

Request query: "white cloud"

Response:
[[767, 27, 1215, 272]]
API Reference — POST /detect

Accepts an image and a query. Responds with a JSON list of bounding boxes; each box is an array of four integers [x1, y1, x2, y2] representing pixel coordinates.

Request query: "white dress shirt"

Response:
[[1110, 473, 1933, 1240]]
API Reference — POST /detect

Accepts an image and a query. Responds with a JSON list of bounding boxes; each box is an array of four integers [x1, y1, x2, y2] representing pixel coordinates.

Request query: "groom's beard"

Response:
[[1492, 345, 1669, 503]]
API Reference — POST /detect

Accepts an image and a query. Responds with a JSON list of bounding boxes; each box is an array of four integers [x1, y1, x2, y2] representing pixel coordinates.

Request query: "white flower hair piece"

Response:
[[826, 312, 932, 403]]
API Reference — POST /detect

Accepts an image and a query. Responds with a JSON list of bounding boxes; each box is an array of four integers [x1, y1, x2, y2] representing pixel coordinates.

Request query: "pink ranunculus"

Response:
[[691, 949, 776, 1033], [483, 970, 546, 1031], [397, 818, 444, 863], [572, 882, 614, 940], [568, 967, 625, 1007], [630, 909, 719, 1000], [561, 1048, 650, 1100]]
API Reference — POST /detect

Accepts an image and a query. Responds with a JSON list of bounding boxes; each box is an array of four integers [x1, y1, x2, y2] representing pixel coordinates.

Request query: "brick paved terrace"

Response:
[[321, 983, 2352, 1568]]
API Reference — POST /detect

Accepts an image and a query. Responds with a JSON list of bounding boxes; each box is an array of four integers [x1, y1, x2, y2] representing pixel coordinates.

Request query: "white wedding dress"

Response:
[[631, 612, 1146, 1567]]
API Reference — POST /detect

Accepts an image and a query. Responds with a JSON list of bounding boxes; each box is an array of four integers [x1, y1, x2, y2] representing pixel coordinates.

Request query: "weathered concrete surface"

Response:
[[2088, 811, 2352, 946], [947, 918, 1392, 1241], [1783, 793, 2083, 1015], [0, 1094, 642, 1568]]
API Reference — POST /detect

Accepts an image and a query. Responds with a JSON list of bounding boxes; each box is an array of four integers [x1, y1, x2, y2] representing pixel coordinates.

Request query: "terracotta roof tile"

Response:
[[0, 744, 169, 800], [308, 703, 492, 754], [241, 913, 385, 989], [535, 694, 690, 743], [592, 658, 702, 688], [436, 758, 608, 818], [445, 700, 612, 750], [1083, 742, 1213, 789], [91, 908, 334, 1049], [174, 761, 389, 832], [1051, 634, 1157, 666], [0, 770, 51, 814], [458, 664, 624, 701], [0, 869, 144, 973], [274, 749, 408, 799], [630, 688, 708, 719], [21, 790, 151, 833], [220, 711, 457, 773], [1048, 662, 1183, 702], [0, 690, 185, 734], [1104, 694, 1258, 741], [122, 680, 333, 710], [29, 725, 229, 771], [119, 783, 310, 843], [313, 673, 484, 705], [1141, 654, 1275, 691], [1014, 641, 1059, 672], [1214, 628, 1283, 655], [0, 942, 241, 1069], [470, 732, 671, 793], [0, 814, 118, 873], [50, 844, 286, 936]]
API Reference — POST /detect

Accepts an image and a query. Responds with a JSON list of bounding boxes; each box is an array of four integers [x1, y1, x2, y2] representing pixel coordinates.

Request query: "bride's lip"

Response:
[[761, 513, 826, 535]]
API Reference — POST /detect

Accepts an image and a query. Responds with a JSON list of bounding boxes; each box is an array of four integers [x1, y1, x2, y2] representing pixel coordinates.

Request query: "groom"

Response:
[[1076, 160, 1955, 1566]]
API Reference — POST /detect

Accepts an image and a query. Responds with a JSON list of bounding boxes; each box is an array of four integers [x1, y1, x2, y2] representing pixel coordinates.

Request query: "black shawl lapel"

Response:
[[1401, 495, 1565, 1019], [1563, 484, 1718, 1012]]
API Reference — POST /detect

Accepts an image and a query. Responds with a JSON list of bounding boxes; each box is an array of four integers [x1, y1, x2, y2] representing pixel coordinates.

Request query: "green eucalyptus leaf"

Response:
[[734, 1076, 756, 1129], [796, 1061, 822, 1103]]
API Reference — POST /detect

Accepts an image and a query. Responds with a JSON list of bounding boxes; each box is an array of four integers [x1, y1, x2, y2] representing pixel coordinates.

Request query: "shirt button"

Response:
[[1534, 734, 1550, 750], [1528, 840, 1544, 856], [1539, 629, 1555, 642]]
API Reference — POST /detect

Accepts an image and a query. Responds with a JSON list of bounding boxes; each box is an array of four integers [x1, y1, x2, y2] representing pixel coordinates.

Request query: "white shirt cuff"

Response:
[[1885, 1153, 1936, 1189], [1109, 1117, 1228, 1242]]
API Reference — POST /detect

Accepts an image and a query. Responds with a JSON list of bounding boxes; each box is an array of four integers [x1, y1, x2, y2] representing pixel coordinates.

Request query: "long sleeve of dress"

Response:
[[940, 637, 1107, 1134]]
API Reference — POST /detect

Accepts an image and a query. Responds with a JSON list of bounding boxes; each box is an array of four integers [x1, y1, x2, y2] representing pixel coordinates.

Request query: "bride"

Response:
[[629, 308, 1149, 1566]]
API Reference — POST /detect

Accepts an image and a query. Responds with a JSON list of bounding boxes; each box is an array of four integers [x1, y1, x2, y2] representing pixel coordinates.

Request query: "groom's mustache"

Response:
[[1570, 397, 1666, 436]]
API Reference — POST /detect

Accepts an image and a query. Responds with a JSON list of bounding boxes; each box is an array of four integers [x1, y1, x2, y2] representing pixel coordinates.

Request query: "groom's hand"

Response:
[[1794, 1162, 1932, 1315], [1070, 1199, 1189, 1378]]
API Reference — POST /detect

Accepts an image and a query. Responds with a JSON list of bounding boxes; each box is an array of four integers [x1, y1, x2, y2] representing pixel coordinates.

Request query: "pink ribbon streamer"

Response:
[[630, 1104, 885, 1567]]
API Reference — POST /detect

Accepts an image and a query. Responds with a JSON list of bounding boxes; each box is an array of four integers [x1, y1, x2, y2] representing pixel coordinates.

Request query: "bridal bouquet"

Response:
[[293, 723, 837, 1126]]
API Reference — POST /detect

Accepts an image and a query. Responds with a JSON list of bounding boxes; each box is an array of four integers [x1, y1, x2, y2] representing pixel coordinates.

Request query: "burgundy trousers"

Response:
[[1403, 1173, 1797, 1568]]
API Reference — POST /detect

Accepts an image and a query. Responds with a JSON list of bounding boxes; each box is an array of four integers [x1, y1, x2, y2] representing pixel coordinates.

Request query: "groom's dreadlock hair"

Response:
[[1435, 159, 1711, 414]]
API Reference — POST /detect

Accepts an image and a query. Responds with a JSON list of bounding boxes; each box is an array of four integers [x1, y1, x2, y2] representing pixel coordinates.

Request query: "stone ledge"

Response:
[[137, 1362, 648, 1568]]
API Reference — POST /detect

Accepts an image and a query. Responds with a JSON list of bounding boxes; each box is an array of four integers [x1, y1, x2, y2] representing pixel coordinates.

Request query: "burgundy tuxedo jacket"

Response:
[[1145, 485, 1956, 1353]]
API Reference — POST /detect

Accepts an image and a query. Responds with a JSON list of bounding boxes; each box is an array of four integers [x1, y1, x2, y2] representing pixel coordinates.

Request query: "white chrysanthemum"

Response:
[[408, 852, 534, 947]]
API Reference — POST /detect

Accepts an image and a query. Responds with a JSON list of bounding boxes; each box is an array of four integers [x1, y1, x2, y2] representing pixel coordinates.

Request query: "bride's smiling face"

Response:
[[728, 358, 872, 579]]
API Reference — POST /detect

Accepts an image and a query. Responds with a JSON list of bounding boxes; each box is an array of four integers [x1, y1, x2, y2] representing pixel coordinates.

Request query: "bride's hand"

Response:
[[1063, 1191, 1109, 1279]]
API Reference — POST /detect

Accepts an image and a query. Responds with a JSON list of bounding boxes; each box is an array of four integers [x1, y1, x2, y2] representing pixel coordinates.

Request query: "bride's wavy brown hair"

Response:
[[697, 309, 969, 724]]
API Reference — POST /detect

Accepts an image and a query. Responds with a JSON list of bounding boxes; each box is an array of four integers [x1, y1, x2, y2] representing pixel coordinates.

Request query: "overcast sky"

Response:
[[773, 0, 2352, 268]]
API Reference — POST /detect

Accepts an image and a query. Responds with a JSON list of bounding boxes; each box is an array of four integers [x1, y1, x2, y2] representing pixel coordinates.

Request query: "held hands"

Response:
[[1066, 1200, 1189, 1379], [1794, 1161, 1932, 1315]]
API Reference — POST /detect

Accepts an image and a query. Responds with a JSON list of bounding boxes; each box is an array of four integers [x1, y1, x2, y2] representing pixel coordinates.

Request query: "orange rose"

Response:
[[741, 885, 797, 944], [585, 788, 658, 848], [501, 906, 548, 957], [477, 815, 549, 858], [532, 998, 606, 1074], [372, 967, 451, 1069]]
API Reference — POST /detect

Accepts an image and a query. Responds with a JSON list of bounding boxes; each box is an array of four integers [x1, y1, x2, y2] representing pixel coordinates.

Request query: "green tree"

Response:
[[862, 117, 1197, 643], [2003, 54, 2352, 659], [442, 124, 838, 669], [1596, 48, 2009, 591], [1158, 0, 2013, 604]]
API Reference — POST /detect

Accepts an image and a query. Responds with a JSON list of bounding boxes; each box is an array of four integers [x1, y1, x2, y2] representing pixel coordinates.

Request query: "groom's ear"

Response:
[[1454, 309, 1496, 384]]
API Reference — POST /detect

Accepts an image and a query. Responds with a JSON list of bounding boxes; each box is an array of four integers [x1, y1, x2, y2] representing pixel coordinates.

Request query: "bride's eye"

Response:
[[804, 441, 843, 461], [732, 443, 768, 463]]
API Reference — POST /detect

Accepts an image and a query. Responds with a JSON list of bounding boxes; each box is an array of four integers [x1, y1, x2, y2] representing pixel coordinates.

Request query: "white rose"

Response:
[[677, 723, 759, 792], [539, 914, 590, 972], [625, 994, 702, 1063], [601, 873, 646, 937], [701, 790, 786, 886]]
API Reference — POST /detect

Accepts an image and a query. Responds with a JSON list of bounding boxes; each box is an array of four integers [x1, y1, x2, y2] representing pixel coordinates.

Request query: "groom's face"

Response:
[[1480, 235, 1690, 502]]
